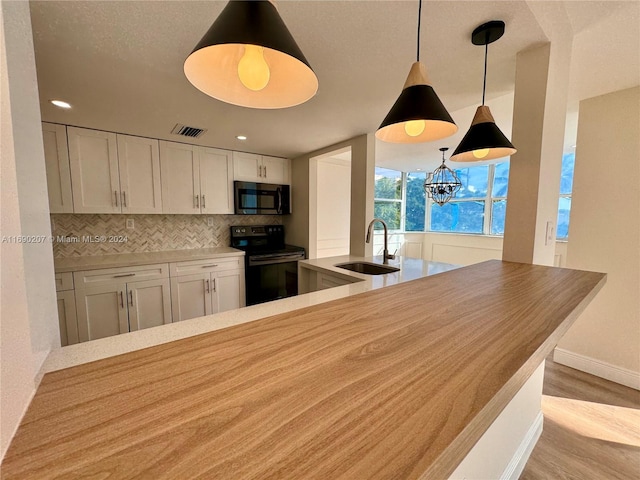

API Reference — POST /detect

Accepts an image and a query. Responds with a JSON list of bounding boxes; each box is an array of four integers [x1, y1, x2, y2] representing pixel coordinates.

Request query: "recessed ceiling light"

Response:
[[416, 168, 423, 171], [236, 135, 247, 141], [50, 99, 72, 109]]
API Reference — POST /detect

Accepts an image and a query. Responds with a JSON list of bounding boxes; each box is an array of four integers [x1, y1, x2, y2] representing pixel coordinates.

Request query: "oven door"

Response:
[[245, 258, 300, 306], [234, 181, 290, 215]]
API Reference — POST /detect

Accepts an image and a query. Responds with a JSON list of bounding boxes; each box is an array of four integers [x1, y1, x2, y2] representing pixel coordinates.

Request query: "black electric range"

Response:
[[230, 225, 305, 306]]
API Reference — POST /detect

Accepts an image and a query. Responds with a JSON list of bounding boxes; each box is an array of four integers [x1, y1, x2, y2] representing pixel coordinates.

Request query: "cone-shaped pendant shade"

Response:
[[376, 62, 458, 143], [184, 1, 318, 109], [450, 106, 516, 162]]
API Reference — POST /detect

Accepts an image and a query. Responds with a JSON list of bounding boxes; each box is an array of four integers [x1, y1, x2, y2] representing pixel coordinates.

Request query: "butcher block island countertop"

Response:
[[2, 261, 605, 479]]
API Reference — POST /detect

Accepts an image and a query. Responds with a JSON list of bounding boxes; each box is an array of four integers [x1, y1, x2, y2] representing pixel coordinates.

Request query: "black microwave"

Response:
[[234, 181, 290, 215]]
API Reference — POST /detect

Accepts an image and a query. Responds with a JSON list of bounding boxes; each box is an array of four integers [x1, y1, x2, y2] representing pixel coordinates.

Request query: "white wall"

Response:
[[315, 156, 351, 258], [284, 134, 375, 259], [558, 87, 640, 383], [1, 1, 59, 459], [373, 232, 568, 267]]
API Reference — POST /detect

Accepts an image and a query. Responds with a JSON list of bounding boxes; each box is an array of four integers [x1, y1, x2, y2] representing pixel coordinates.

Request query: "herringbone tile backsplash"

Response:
[[51, 214, 281, 258]]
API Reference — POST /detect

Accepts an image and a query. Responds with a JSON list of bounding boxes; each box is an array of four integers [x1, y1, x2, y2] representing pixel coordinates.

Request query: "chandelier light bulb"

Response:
[[238, 45, 271, 91], [472, 148, 490, 159], [404, 119, 426, 137]]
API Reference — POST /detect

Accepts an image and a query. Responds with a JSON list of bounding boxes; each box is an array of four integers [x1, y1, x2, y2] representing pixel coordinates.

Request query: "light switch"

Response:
[[126, 219, 135, 230], [545, 221, 554, 246]]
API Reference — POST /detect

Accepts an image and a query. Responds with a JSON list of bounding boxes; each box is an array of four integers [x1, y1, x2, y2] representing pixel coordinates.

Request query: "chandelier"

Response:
[[424, 147, 462, 206]]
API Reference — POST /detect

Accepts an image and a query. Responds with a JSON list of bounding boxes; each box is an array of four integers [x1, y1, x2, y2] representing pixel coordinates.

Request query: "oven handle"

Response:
[[249, 253, 305, 266]]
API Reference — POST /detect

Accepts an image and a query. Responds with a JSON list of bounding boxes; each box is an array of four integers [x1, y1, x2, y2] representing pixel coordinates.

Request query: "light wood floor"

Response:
[[520, 355, 640, 479]]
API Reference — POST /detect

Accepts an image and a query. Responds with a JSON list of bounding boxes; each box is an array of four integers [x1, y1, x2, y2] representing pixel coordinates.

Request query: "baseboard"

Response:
[[553, 348, 640, 390], [500, 411, 544, 480]]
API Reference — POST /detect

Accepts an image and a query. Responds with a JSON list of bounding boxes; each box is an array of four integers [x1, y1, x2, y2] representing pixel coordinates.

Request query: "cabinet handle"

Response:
[[206, 279, 210, 293], [195, 195, 199, 208], [129, 290, 134, 307], [114, 273, 136, 278], [264, 165, 267, 178], [119, 291, 124, 308], [258, 165, 262, 177], [201, 264, 218, 268], [114, 190, 119, 207], [212, 278, 216, 292], [202, 194, 206, 208], [122, 191, 127, 207]]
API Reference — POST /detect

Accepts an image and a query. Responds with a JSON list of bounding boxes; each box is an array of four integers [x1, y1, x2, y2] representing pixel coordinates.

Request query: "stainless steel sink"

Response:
[[335, 262, 400, 275]]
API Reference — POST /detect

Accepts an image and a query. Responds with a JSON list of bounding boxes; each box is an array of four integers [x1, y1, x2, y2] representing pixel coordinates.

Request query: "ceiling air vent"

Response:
[[171, 124, 207, 138]]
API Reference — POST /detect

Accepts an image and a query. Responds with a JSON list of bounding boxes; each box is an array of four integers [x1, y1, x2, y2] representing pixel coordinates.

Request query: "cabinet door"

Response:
[[127, 278, 171, 331], [232, 151, 262, 182], [57, 290, 79, 346], [199, 147, 234, 214], [212, 270, 244, 313], [117, 134, 162, 214], [42, 123, 74, 213], [68, 127, 120, 213], [160, 141, 200, 213], [261, 156, 290, 185], [170, 274, 213, 322], [75, 283, 128, 342]]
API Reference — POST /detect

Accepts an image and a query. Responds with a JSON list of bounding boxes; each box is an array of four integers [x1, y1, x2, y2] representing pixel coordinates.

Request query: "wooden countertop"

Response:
[[1, 261, 605, 479], [53, 247, 244, 273]]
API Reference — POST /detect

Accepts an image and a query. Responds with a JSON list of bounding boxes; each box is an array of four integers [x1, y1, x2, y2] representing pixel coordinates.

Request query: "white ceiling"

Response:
[[30, 1, 640, 171]]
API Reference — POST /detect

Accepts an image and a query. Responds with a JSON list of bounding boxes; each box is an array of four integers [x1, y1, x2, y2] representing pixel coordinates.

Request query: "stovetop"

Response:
[[230, 225, 304, 257]]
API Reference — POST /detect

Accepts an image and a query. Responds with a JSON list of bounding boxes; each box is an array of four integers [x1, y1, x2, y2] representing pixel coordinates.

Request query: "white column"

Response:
[[1, 0, 59, 458], [502, 36, 572, 265]]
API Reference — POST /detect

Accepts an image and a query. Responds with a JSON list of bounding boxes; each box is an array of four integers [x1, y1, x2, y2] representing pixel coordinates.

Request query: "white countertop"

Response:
[[53, 247, 245, 273], [43, 255, 459, 375]]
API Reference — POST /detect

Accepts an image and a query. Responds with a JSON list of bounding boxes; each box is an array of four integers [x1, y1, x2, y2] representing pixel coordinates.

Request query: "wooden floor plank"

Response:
[[521, 356, 640, 479]]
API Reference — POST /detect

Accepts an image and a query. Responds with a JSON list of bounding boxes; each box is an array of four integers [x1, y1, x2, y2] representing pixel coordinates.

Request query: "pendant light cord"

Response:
[[482, 39, 488, 105], [416, 0, 422, 61]]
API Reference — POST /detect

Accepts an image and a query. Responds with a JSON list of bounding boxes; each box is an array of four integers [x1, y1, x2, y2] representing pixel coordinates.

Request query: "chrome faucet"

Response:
[[365, 218, 395, 264]]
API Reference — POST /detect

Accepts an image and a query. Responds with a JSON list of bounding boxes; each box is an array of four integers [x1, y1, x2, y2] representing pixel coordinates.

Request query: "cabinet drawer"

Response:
[[317, 272, 353, 290], [74, 263, 169, 290], [55, 272, 74, 292], [169, 256, 243, 277]]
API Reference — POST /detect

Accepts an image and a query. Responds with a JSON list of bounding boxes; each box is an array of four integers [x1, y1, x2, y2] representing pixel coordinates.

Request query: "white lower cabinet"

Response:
[[74, 265, 171, 342], [170, 258, 245, 322], [68, 255, 245, 342]]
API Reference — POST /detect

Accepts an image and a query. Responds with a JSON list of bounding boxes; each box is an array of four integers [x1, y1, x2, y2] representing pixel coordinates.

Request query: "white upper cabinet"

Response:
[[42, 123, 74, 213], [116, 134, 162, 214], [261, 156, 290, 184], [68, 127, 120, 213], [160, 141, 234, 214], [160, 141, 200, 214], [233, 151, 290, 184], [199, 147, 234, 214]]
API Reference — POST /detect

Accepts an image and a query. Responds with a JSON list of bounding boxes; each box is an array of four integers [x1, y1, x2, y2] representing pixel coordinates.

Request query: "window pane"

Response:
[[374, 201, 401, 230], [491, 199, 507, 235], [430, 201, 485, 233], [374, 167, 402, 200], [557, 196, 571, 239], [454, 165, 489, 199], [492, 162, 510, 197], [405, 172, 426, 231], [560, 153, 575, 195]]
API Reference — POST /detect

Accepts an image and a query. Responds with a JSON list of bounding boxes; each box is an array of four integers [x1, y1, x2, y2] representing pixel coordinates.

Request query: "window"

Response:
[[405, 172, 426, 231], [490, 162, 509, 235], [557, 152, 575, 239], [374, 167, 403, 230]]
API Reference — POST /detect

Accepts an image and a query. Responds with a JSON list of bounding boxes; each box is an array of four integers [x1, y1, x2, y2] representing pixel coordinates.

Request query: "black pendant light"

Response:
[[451, 21, 516, 162], [424, 147, 462, 206], [376, 0, 457, 143], [184, 1, 318, 109]]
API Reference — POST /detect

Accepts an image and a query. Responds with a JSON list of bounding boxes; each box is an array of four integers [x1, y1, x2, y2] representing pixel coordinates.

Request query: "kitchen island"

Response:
[[1, 260, 605, 479]]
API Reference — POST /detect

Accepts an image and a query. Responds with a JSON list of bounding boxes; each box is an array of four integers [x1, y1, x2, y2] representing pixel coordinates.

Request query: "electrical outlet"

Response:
[[207, 217, 214, 227], [126, 219, 135, 230]]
